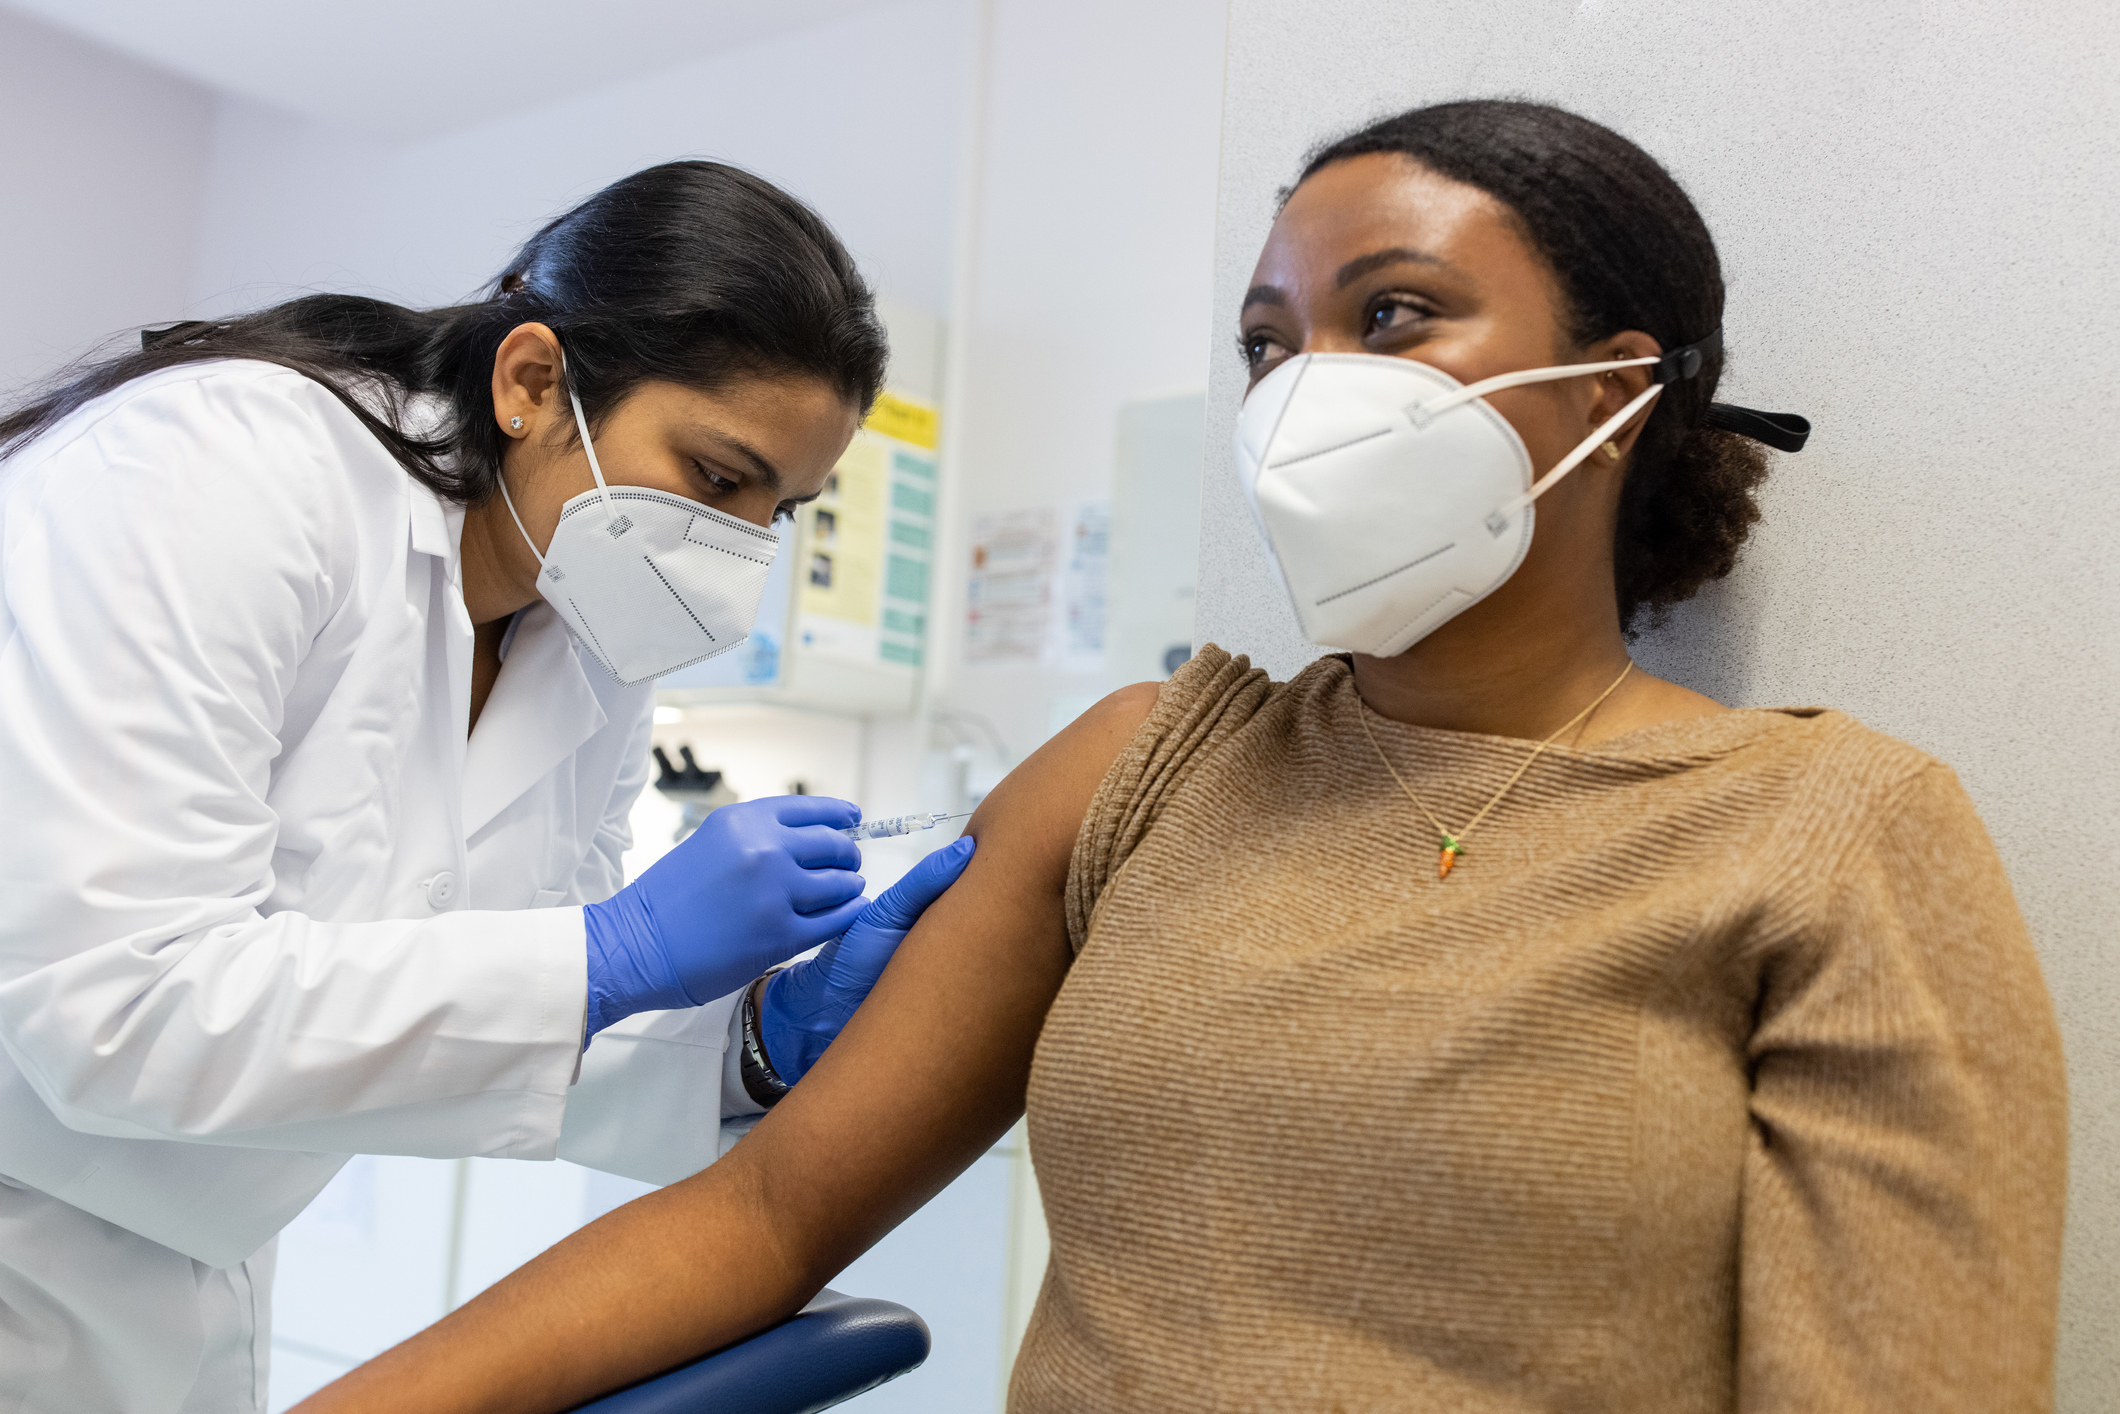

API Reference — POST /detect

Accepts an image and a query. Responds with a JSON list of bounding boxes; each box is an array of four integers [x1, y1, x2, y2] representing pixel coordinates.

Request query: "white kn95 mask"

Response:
[[1233, 338, 1716, 657], [498, 367, 781, 686]]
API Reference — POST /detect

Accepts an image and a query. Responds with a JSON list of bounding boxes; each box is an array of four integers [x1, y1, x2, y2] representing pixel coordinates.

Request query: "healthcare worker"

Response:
[[0, 160, 969, 1413]]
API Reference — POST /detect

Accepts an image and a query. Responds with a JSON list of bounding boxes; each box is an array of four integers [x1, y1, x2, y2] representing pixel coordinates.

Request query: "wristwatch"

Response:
[[738, 969, 792, 1109]]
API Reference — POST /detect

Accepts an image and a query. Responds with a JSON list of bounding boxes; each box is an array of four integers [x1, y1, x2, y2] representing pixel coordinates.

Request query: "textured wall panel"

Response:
[[1198, 2, 2119, 1405]]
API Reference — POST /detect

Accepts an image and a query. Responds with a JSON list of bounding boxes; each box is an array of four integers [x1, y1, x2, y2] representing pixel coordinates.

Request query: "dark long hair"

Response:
[[0, 160, 889, 503], [1296, 101, 1771, 631]]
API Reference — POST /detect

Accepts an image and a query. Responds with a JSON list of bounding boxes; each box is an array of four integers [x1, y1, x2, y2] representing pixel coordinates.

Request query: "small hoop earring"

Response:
[[1602, 440, 1621, 459], [509, 416, 524, 432]]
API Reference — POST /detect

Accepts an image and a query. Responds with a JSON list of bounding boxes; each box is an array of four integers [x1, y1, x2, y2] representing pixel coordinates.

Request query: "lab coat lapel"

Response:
[[408, 481, 475, 826], [462, 604, 607, 838]]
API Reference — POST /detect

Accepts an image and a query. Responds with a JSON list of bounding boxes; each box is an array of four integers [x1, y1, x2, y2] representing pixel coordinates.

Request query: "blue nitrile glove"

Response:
[[759, 834, 976, 1084], [581, 795, 866, 1037]]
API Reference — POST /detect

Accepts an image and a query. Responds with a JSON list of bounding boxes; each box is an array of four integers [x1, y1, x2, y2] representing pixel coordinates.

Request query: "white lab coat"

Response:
[[0, 361, 752, 1412]]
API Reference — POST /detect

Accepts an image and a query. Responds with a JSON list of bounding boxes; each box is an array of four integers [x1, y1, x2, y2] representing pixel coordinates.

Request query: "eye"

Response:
[[1238, 328, 1292, 372], [1365, 295, 1431, 340], [773, 504, 797, 525], [693, 461, 741, 496]]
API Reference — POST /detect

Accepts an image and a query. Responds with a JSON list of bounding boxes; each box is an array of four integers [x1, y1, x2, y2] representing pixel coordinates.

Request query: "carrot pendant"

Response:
[[1437, 834, 1463, 879]]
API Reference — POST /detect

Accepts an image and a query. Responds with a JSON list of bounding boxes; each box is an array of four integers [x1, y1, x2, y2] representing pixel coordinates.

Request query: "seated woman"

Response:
[[300, 100, 2067, 1414]]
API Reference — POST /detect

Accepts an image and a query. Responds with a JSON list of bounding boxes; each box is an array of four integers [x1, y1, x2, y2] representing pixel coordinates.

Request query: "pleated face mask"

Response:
[[1232, 333, 1755, 657], [499, 373, 781, 687]]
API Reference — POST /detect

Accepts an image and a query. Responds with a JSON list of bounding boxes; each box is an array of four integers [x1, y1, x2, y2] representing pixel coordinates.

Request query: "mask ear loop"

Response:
[[494, 344, 617, 569], [1407, 354, 1661, 427], [556, 348, 620, 529], [1397, 333, 1715, 537], [1483, 381, 1663, 536], [496, 473, 549, 570]]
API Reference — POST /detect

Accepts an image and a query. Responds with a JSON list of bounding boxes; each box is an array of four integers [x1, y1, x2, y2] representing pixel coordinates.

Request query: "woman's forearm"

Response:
[[300, 1161, 807, 1414]]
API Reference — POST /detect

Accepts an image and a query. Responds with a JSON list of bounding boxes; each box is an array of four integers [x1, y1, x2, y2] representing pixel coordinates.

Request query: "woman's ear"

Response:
[[490, 323, 565, 441], [1583, 329, 1663, 460]]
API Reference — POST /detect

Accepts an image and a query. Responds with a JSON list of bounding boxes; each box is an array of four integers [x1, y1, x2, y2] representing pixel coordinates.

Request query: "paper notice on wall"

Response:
[[1055, 500, 1110, 670], [798, 437, 885, 639], [792, 391, 938, 670], [965, 508, 1057, 664]]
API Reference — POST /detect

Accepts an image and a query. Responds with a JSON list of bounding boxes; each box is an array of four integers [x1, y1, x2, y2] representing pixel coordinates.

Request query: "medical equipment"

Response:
[[652, 745, 741, 842], [573, 1288, 928, 1413], [838, 811, 968, 841]]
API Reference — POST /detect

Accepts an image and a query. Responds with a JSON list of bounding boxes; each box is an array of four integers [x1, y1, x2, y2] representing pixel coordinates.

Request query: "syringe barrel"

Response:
[[839, 812, 949, 841]]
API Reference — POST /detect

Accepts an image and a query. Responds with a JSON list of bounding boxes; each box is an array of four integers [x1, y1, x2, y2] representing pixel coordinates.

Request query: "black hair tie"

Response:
[[1704, 403, 1811, 453], [1652, 327, 1722, 385], [1649, 327, 1812, 453]]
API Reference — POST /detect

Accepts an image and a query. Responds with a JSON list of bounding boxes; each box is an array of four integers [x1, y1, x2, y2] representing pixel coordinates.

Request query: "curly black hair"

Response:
[[1296, 100, 1770, 633]]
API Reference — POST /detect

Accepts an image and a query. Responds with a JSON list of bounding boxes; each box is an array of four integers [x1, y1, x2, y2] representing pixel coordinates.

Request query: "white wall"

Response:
[[1198, 2, 2120, 1406], [2, 0, 1236, 1403], [186, 0, 971, 328], [910, 5, 1230, 1378], [0, 0, 899, 142], [143, 6, 1004, 1406], [929, 0, 1229, 762], [0, 5, 215, 397]]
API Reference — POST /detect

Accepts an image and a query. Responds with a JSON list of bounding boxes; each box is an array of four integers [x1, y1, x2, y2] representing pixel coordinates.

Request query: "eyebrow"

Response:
[[1333, 246, 1449, 288], [694, 426, 785, 495], [1241, 246, 1456, 314]]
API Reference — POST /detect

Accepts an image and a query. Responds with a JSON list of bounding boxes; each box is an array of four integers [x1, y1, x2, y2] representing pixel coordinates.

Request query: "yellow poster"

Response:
[[797, 436, 885, 629], [793, 391, 940, 669]]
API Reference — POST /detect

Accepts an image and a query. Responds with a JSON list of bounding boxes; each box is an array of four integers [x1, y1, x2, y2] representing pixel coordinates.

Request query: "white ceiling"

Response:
[[2, 0, 899, 140]]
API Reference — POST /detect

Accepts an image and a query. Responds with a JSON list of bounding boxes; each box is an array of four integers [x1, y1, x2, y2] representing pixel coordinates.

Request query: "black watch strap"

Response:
[[739, 970, 792, 1110]]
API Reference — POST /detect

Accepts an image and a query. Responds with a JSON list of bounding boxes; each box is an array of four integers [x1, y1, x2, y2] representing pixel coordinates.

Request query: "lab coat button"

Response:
[[425, 871, 459, 910]]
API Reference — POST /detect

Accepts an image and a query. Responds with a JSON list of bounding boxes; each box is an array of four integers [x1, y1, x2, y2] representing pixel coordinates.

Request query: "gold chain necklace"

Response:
[[1357, 662, 1633, 879]]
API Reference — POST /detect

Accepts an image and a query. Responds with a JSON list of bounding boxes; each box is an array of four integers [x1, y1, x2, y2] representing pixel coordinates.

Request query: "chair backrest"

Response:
[[570, 1289, 930, 1414]]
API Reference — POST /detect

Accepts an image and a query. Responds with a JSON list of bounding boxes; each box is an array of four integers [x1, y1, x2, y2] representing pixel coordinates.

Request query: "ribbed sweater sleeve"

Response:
[[1065, 647, 1268, 955], [1738, 762, 2068, 1412]]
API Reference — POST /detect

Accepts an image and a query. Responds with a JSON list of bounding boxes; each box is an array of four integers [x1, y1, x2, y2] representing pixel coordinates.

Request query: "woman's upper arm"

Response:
[[1738, 763, 2067, 1411], [732, 679, 1163, 1281]]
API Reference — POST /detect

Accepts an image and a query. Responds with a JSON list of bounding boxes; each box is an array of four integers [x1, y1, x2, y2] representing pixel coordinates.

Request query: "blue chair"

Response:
[[571, 1290, 930, 1414]]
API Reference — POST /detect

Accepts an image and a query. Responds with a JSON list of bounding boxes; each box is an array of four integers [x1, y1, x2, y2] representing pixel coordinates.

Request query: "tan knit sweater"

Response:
[[1009, 646, 2066, 1413]]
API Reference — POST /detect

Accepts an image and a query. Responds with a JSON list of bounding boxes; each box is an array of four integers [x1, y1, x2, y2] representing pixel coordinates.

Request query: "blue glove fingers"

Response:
[[784, 893, 869, 950], [819, 837, 975, 994], [767, 795, 862, 829], [860, 836, 976, 933], [758, 838, 978, 1084], [786, 866, 865, 916], [779, 821, 863, 871]]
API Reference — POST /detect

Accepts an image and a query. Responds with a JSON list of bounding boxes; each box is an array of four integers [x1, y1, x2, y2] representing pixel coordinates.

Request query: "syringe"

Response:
[[839, 810, 970, 842]]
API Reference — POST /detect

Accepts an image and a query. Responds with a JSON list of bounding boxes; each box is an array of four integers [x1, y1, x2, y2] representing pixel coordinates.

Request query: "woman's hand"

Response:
[[581, 795, 867, 1036], [761, 835, 977, 1083]]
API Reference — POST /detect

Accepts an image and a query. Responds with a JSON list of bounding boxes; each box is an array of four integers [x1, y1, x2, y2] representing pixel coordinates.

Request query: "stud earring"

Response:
[[509, 416, 524, 432], [1602, 440, 1621, 459]]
